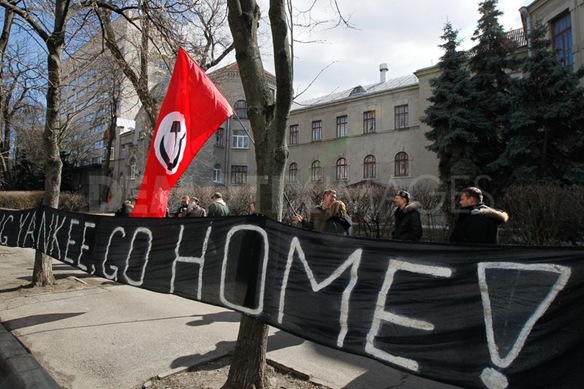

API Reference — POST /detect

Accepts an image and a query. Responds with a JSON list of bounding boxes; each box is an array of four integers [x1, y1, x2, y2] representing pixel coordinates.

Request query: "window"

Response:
[[232, 130, 249, 148], [289, 125, 299, 145], [230, 165, 248, 184], [311, 160, 322, 181], [213, 164, 221, 183], [363, 155, 376, 179], [395, 105, 409, 129], [336, 115, 348, 137], [130, 159, 137, 180], [288, 163, 298, 182], [311, 120, 322, 141], [234, 100, 248, 119], [395, 152, 409, 177], [363, 111, 376, 133], [215, 128, 224, 146], [336, 158, 348, 181], [552, 13, 573, 69]]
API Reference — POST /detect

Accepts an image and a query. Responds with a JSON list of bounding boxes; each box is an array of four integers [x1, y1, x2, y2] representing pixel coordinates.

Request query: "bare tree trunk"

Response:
[[100, 116, 117, 207], [225, 0, 292, 386], [0, 7, 13, 154], [32, 5, 68, 286], [222, 315, 269, 389], [32, 250, 55, 286]]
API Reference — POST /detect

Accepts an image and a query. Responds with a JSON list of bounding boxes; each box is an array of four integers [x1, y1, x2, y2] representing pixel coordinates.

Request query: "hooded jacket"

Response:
[[449, 203, 509, 244], [324, 214, 353, 235], [392, 201, 423, 241]]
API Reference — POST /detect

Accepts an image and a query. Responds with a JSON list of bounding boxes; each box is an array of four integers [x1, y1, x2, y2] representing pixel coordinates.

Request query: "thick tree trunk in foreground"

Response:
[[32, 251, 55, 286], [224, 0, 293, 386], [222, 315, 269, 388]]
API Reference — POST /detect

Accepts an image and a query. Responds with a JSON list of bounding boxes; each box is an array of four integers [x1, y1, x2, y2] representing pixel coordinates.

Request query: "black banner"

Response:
[[1, 206, 583, 388]]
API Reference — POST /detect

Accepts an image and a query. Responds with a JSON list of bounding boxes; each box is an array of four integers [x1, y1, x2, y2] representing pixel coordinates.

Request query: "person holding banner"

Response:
[[187, 197, 206, 217], [293, 189, 337, 232], [449, 186, 509, 244], [391, 190, 422, 241], [324, 200, 353, 235]]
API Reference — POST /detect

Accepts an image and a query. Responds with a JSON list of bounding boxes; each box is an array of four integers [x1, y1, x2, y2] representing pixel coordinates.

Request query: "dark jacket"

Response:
[[449, 203, 509, 244], [115, 203, 133, 217], [301, 206, 329, 232], [186, 205, 206, 217], [392, 201, 422, 241], [324, 215, 353, 235]]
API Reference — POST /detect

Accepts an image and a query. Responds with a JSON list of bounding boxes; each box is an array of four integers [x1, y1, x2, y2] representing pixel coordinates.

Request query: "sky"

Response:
[[247, 0, 532, 101]]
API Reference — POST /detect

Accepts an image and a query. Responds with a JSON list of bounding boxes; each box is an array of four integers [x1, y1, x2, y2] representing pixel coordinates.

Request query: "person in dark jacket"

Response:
[[449, 187, 509, 244], [115, 197, 136, 217], [391, 190, 422, 241], [293, 189, 337, 232], [324, 200, 352, 235]]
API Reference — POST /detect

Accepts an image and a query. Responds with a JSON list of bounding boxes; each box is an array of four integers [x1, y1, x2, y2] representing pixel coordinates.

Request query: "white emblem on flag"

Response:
[[154, 111, 187, 175]]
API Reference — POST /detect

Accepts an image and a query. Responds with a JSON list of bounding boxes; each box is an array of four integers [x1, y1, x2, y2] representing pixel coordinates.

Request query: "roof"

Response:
[[292, 74, 419, 111], [507, 28, 527, 48], [208, 61, 276, 81]]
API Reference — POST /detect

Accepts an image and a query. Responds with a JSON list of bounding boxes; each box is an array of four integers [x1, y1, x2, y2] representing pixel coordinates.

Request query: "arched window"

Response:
[[288, 162, 298, 182], [395, 152, 409, 177], [234, 100, 247, 119], [363, 155, 376, 179], [336, 157, 348, 181], [213, 164, 221, 183], [311, 160, 322, 181]]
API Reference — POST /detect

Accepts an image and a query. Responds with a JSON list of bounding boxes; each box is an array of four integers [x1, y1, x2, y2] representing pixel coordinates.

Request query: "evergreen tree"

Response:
[[423, 22, 478, 190], [495, 21, 584, 185], [468, 0, 516, 190]]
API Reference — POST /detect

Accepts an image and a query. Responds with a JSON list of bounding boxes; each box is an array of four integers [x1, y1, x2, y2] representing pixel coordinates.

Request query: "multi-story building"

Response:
[[206, 63, 276, 188], [112, 62, 276, 204], [286, 65, 440, 190], [61, 16, 168, 210], [520, 0, 584, 73]]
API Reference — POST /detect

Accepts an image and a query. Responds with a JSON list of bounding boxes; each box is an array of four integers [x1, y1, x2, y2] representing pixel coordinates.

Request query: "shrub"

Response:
[[0, 191, 44, 209], [0, 191, 89, 212], [499, 184, 584, 246]]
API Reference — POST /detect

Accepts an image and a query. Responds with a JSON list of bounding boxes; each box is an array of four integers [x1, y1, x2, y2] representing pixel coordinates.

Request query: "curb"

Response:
[[0, 323, 61, 389]]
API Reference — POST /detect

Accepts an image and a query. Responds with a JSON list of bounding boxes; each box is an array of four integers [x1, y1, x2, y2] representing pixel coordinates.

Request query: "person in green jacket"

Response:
[[207, 192, 230, 217]]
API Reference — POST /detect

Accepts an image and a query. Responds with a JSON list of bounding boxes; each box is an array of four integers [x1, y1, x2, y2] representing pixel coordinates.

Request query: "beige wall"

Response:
[[523, 0, 584, 72], [287, 73, 439, 189]]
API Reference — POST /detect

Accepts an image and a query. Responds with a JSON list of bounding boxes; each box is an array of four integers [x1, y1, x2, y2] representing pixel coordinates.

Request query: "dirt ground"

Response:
[[141, 355, 332, 389]]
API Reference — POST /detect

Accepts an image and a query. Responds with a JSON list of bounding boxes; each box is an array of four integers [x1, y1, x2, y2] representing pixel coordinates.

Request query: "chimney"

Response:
[[379, 63, 388, 83]]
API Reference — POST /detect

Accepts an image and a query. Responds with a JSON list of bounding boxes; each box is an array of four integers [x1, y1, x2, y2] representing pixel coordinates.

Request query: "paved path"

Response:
[[0, 246, 460, 389]]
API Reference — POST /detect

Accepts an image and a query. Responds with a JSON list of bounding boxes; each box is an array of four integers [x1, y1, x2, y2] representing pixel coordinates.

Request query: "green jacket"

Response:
[[207, 200, 230, 217]]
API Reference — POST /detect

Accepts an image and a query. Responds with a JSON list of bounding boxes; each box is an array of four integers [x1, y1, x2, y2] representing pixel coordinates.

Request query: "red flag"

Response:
[[132, 48, 234, 217]]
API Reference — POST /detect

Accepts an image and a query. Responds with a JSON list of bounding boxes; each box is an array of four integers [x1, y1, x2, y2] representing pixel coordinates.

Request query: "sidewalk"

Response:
[[0, 246, 459, 389]]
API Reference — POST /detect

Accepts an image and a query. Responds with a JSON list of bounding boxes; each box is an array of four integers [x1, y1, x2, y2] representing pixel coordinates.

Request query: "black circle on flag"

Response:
[[154, 111, 187, 175]]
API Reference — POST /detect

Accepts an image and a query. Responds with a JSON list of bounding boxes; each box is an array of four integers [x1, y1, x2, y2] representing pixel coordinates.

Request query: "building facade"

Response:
[[286, 65, 440, 191], [521, 0, 584, 73], [109, 63, 276, 205], [60, 16, 169, 210]]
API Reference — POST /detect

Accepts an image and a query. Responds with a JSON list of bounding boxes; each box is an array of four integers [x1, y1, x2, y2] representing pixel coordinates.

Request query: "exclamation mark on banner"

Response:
[[477, 262, 571, 389]]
